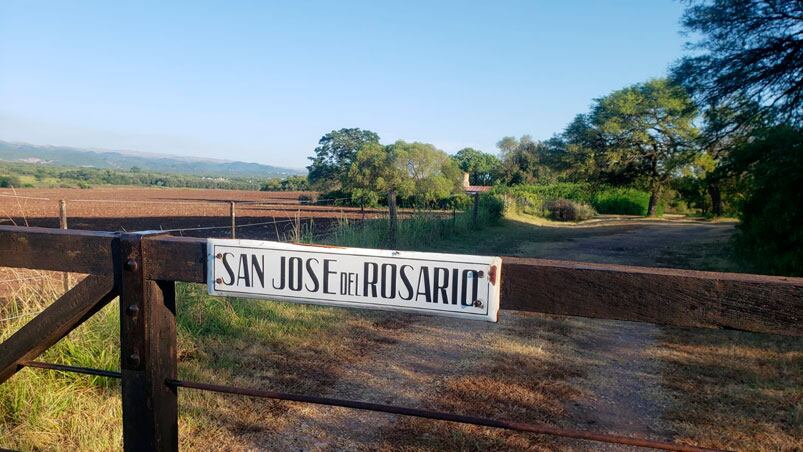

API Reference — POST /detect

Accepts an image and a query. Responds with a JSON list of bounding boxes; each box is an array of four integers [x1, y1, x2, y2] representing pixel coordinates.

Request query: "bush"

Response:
[[498, 182, 594, 204], [500, 190, 544, 216], [733, 126, 803, 276], [0, 174, 21, 188], [544, 198, 596, 222], [591, 187, 651, 215]]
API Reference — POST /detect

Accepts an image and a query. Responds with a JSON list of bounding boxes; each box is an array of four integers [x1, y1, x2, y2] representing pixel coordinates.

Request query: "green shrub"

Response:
[[733, 126, 803, 276], [591, 187, 651, 215], [0, 174, 21, 188], [323, 193, 504, 250], [544, 198, 596, 222], [497, 182, 594, 204], [500, 190, 544, 216]]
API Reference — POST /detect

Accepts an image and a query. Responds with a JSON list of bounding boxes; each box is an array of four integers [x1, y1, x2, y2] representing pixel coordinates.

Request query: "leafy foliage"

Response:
[[0, 161, 286, 190], [259, 175, 309, 192], [452, 147, 500, 185], [731, 126, 803, 275], [672, 0, 803, 124], [591, 187, 652, 216], [348, 140, 462, 206], [306, 128, 380, 190], [563, 78, 700, 215], [496, 135, 560, 185]]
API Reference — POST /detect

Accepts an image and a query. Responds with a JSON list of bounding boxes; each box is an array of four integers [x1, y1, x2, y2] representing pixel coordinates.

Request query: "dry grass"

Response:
[[651, 328, 803, 451], [371, 313, 585, 451]]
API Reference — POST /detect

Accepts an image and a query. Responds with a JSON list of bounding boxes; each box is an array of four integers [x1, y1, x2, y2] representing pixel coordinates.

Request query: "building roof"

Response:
[[464, 185, 492, 193]]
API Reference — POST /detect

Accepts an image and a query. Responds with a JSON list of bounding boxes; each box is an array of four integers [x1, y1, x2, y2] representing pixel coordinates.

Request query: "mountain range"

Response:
[[0, 140, 305, 178]]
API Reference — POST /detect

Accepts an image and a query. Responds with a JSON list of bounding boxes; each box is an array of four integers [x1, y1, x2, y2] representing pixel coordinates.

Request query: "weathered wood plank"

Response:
[[142, 235, 206, 283], [0, 226, 116, 275], [120, 234, 178, 452], [0, 275, 117, 384], [501, 257, 803, 336]]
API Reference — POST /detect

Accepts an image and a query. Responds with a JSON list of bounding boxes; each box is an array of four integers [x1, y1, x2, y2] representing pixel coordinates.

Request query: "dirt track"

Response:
[[180, 219, 750, 451]]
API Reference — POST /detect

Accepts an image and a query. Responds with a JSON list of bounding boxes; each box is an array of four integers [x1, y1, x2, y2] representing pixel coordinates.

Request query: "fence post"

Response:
[[230, 201, 236, 239], [58, 200, 70, 291], [294, 209, 301, 242], [472, 192, 479, 228], [119, 234, 178, 452]]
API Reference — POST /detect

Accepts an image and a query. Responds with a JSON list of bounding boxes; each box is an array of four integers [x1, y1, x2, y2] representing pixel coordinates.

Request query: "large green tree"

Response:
[[672, 0, 803, 124], [453, 147, 500, 185], [565, 79, 700, 215], [496, 135, 559, 185], [306, 128, 380, 190], [348, 141, 461, 245]]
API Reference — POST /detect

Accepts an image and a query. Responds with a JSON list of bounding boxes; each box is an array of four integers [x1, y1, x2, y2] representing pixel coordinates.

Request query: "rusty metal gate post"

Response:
[[119, 233, 178, 452]]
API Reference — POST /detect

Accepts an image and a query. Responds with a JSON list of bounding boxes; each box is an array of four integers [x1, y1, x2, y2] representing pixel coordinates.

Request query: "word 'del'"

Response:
[[207, 239, 502, 321]]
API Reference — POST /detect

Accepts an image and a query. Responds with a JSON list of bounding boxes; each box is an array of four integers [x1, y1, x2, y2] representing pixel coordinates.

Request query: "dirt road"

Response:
[[200, 219, 747, 451]]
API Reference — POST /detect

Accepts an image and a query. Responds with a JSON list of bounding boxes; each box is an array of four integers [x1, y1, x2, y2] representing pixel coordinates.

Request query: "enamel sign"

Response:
[[207, 239, 502, 322]]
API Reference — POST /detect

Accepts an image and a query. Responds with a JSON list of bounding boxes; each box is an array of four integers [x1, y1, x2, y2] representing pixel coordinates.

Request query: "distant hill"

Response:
[[0, 141, 305, 178]]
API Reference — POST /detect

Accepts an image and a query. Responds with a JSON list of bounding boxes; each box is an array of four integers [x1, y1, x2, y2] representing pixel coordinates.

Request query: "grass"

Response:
[[0, 274, 358, 451], [652, 327, 803, 451], [320, 195, 503, 250], [0, 274, 121, 450]]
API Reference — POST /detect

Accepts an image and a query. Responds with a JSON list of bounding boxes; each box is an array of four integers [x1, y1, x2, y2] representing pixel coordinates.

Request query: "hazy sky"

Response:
[[0, 1, 686, 169]]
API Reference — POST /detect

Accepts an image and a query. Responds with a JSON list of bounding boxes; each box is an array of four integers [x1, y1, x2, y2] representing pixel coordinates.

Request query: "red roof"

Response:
[[465, 185, 492, 193]]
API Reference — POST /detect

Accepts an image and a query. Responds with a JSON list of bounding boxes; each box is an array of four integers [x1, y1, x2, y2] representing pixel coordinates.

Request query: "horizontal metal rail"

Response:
[[21, 361, 724, 452]]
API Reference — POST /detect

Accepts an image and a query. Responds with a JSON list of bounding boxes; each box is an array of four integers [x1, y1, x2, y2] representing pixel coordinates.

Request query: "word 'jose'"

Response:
[[207, 239, 502, 322]]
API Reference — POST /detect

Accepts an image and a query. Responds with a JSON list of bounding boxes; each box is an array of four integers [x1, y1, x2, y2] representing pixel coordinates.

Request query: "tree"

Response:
[[496, 135, 559, 185], [694, 99, 769, 215], [729, 125, 803, 275], [394, 141, 462, 204], [306, 128, 380, 190], [565, 79, 700, 215], [672, 0, 803, 124], [348, 140, 462, 246], [453, 148, 501, 185], [348, 142, 412, 247]]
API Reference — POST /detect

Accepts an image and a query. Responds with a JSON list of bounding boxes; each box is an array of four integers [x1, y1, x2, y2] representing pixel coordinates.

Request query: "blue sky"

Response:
[[0, 1, 687, 169]]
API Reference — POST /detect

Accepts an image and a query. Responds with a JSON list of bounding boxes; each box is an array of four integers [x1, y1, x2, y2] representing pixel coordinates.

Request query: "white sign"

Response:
[[207, 239, 502, 322]]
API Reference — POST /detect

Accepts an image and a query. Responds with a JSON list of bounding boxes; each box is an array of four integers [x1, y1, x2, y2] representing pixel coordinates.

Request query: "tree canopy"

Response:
[[453, 147, 500, 185], [672, 0, 803, 124], [307, 128, 380, 190], [348, 140, 462, 205], [563, 79, 699, 214]]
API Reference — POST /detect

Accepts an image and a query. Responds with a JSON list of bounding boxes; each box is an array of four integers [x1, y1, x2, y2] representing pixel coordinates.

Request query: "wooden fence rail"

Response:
[[1, 224, 802, 451]]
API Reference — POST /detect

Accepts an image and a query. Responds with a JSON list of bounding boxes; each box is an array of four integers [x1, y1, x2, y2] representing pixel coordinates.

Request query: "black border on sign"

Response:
[[209, 244, 492, 317]]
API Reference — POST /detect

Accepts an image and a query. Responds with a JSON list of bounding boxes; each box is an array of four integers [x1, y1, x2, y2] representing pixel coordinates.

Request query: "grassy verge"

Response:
[[320, 195, 503, 250]]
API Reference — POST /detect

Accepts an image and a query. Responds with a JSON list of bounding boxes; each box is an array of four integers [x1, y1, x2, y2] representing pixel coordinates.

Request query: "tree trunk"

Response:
[[708, 182, 722, 217], [387, 189, 398, 248], [647, 185, 662, 217]]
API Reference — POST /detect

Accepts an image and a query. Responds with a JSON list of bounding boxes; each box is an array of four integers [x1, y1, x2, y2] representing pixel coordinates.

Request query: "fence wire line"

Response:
[[0, 274, 55, 284], [157, 217, 299, 233], [0, 193, 356, 207]]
